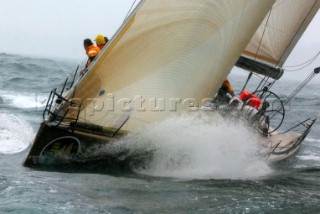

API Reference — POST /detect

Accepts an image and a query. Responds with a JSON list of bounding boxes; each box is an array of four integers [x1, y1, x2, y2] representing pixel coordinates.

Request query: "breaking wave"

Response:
[[0, 110, 34, 154]]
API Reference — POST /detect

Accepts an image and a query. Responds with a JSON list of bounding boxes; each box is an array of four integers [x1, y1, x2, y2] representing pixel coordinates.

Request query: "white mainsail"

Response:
[[243, 0, 320, 67], [69, 0, 276, 132]]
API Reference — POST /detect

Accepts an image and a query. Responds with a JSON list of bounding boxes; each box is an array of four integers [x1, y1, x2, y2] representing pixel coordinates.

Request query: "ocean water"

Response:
[[0, 53, 320, 213]]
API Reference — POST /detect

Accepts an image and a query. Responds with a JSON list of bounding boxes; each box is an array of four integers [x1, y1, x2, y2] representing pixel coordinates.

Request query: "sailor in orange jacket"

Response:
[[84, 38, 100, 68], [221, 79, 235, 97], [214, 79, 235, 104]]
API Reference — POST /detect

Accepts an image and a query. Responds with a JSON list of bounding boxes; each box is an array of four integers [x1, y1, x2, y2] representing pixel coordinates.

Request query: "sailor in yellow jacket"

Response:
[[94, 34, 109, 50]]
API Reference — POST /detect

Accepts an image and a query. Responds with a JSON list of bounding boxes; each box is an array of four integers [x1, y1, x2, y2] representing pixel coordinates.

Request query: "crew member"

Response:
[[94, 34, 108, 50], [239, 90, 261, 109], [221, 79, 235, 96], [214, 79, 235, 104], [84, 38, 100, 68]]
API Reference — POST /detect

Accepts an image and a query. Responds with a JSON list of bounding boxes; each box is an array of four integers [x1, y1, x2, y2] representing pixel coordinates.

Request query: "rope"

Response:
[[284, 51, 320, 68], [283, 51, 320, 72]]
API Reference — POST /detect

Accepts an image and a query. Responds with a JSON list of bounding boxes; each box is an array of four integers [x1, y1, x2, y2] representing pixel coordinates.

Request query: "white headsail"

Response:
[[69, 0, 276, 132], [243, 0, 320, 67]]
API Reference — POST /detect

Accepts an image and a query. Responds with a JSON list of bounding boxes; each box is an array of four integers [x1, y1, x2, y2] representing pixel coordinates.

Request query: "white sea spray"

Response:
[[0, 110, 34, 154], [106, 112, 272, 180]]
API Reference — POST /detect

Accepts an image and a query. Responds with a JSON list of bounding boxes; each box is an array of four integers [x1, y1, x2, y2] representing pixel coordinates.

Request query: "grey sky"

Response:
[[0, 0, 319, 81], [0, 0, 140, 59]]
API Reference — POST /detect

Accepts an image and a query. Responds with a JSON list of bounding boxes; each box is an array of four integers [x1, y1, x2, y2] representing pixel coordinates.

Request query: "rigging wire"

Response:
[[252, 72, 264, 80], [242, 7, 273, 92], [282, 71, 317, 106], [269, 70, 318, 119], [262, 77, 270, 90], [269, 78, 277, 89], [254, 9, 273, 60], [255, 76, 266, 92], [124, 0, 138, 22]]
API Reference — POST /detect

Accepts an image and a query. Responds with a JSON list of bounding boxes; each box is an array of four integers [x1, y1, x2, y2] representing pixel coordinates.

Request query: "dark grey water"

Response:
[[0, 53, 320, 213]]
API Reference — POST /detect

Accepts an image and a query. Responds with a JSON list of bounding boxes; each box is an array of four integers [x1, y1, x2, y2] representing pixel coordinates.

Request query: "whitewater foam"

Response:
[[306, 138, 320, 143], [297, 155, 320, 162], [0, 110, 34, 154], [108, 113, 272, 180], [0, 92, 47, 109]]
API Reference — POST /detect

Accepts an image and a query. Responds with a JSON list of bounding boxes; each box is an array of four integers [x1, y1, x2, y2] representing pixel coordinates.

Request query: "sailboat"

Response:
[[24, 0, 320, 167]]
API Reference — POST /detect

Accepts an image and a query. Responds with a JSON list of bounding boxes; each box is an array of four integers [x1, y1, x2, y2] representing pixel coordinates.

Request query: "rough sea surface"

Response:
[[0, 53, 320, 213]]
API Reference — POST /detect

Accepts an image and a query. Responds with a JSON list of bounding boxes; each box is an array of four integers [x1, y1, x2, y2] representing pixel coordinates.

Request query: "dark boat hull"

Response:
[[24, 117, 316, 169], [24, 122, 144, 168]]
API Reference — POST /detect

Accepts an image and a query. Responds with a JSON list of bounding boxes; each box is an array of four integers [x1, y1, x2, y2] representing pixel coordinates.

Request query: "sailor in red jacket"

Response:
[[239, 90, 262, 109]]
